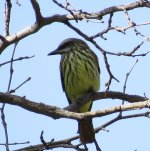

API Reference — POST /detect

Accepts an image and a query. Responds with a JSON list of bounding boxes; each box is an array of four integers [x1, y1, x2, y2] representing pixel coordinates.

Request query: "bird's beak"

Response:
[[47, 49, 59, 56]]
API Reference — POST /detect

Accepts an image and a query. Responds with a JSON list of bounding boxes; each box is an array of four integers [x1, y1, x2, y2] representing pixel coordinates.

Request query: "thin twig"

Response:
[[9, 77, 31, 94], [94, 140, 102, 151], [1, 42, 18, 151], [16, 0, 21, 6], [0, 107, 9, 151], [103, 52, 119, 90], [117, 21, 150, 32], [0, 141, 30, 146], [124, 9, 150, 42], [52, 0, 78, 22], [0, 55, 35, 67], [108, 13, 113, 27], [119, 59, 138, 117], [7, 42, 18, 92], [91, 21, 150, 40], [123, 59, 138, 93], [95, 111, 150, 133], [4, 0, 12, 35], [40, 131, 49, 149]]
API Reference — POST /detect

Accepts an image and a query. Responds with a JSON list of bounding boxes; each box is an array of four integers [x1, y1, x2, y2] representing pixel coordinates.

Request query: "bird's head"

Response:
[[48, 38, 88, 56]]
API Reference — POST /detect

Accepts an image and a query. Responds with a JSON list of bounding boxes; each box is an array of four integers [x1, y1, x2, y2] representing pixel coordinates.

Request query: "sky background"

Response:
[[0, 0, 150, 151]]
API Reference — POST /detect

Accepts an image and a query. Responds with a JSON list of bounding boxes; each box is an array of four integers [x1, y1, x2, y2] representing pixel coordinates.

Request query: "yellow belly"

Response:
[[64, 59, 100, 113]]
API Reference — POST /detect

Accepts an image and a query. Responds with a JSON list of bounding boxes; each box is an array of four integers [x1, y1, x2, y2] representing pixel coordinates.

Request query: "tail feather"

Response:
[[78, 119, 95, 144]]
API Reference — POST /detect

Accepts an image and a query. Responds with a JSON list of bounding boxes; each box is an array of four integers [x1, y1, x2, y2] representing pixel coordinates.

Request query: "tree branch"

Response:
[[15, 111, 150, 151], [0, 0, 150, 54], [0, 55, 35, 67], [0, 91, 149, 120], [30, 0, 43, 23], [4, 0, 12, 36]]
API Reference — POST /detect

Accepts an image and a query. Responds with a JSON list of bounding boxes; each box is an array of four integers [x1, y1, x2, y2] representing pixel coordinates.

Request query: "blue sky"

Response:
[[0, 0, 150, 151]]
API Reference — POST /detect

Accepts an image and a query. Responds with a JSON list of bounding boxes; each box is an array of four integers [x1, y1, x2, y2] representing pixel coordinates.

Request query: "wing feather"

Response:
[[60, 58, 72, 105]]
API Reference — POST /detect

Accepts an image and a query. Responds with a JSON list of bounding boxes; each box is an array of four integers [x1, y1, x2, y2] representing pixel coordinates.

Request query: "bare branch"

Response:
[[9, 77, 31, 94], [7, 42, 18, 92], [91, 21, 150, 40], [4, 0, 12, 36], [52, 0, 78, 22], [1, 41, 19, 151], [103, 53, 119, 90], [0, 141, 30, 146], [30, 0, 43, 24], [1, 0, 150, 54], [0, 91, 149, 120], [116, 41, 149, 57], [65, 91, 147, 112], [123, 59, 138, 93], [0, 107, 9, 151], [0, 55, 35, 67], [15, 111, 150, 151], [123, 9, 150, 42], [95, 111, 150, 133]]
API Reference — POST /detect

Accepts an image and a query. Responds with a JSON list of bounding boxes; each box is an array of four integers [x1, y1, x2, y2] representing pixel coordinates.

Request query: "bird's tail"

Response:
[[78, 119, 95, 144]]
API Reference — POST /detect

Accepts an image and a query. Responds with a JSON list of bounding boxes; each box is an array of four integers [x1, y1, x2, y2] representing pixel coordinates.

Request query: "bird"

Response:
[[48, 38, 100, 144]]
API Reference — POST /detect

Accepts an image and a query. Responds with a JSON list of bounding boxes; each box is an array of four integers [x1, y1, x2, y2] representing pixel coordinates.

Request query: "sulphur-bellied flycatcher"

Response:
[[48, 38, 100, 144]]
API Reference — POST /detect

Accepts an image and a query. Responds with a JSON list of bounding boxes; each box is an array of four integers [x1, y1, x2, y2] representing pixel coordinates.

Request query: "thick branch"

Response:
[[30, 0, 43, 23], [65, 91, 147, 111], [0, 91, 149, 120], [0, 0, 150, 54]]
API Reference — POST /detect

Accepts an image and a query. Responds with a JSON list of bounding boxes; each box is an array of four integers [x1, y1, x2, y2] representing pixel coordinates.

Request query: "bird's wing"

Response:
[[92, 51, 100, 74], [60, 58, 72, 105]]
